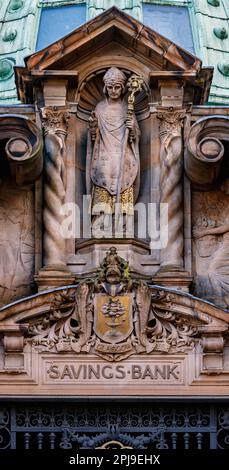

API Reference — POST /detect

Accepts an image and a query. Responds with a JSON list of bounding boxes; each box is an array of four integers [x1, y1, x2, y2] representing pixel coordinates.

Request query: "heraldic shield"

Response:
[[94, 293, 133, 344]]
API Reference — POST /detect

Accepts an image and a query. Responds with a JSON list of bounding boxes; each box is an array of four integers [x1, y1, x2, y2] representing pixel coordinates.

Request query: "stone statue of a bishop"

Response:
[[86, 67, 141, 217]]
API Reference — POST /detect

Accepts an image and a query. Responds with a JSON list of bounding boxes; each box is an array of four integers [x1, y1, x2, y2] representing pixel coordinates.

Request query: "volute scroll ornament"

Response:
[[185, 115, 229, 189], [0, 114, 43, 186]]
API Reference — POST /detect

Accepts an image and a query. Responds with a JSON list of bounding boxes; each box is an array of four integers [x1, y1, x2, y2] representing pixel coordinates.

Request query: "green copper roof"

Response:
[[190, 0, 229, 104], [88, 0, 142, 20], [0, 0, 41, 103], [0, 0, 228, 104]]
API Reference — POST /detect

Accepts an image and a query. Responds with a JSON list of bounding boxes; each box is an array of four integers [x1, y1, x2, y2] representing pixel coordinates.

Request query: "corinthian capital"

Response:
[[157, 109, 186, 139], [41, 107, 70, 134]]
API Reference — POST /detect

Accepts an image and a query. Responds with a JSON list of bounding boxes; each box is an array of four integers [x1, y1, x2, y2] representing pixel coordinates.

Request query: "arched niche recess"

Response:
[[73, 67, 151, 244]]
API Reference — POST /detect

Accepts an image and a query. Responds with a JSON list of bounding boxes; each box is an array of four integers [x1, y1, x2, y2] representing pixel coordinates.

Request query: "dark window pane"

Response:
[[143, 4, 195, 54], [36, 3, 86, 51]]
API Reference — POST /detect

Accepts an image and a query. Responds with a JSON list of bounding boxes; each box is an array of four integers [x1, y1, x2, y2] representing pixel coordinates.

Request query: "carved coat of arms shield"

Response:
[[94, 293, 133, 344]]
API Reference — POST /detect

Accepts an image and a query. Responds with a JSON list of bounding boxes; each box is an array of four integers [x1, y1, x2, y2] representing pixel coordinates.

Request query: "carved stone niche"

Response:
[[73, 68, 151, 278], [0, 248, 228, 397], [0, 114, 43, 186], [14, 6, 213, 288]]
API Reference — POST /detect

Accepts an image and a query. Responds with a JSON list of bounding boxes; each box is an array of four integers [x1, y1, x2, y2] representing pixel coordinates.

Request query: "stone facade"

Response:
[[1, 1, 229, 105], [0, 7, 229, 404]]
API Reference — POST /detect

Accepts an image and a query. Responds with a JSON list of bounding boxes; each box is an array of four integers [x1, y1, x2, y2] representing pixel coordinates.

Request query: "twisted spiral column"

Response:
[[42, 108, 70, 270], [157, 110, 185, 270]]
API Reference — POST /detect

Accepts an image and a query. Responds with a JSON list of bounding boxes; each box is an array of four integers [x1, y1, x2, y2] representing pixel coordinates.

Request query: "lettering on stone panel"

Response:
[[43, 357, 184, 386]]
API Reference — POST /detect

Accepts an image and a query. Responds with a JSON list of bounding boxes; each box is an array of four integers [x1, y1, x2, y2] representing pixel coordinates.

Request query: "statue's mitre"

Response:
[[103, 67, 126, 85]]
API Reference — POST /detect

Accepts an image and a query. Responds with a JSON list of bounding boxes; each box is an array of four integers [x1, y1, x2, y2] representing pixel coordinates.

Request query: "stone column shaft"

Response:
[[41, 107, 70, 270], [157, 109, 185, 270]]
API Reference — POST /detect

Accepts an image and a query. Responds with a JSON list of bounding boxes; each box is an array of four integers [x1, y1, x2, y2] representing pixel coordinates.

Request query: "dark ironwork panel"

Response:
[[0, 403, 228, 449]]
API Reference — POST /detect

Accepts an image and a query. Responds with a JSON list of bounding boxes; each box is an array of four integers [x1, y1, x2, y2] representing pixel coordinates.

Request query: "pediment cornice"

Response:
[[15, 7, 213, 106], [24, 7, 201, 73]]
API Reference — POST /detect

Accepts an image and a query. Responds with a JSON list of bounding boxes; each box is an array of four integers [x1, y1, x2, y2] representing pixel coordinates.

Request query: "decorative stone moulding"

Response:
[[213, 27, 228, 39], [185, 115, 229, 189], [2, 28, 17, 42], [0, 58, 14, 81], [0, 115, 43, 186], [207, 0, 220, 6], [218, 61, 229, 76], [7, 0, 24, 12]]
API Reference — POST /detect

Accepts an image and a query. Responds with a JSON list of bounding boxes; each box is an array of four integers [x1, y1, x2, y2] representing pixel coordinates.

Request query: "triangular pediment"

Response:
[[15, 6, 213, 106], [24, 7, 201, 73]]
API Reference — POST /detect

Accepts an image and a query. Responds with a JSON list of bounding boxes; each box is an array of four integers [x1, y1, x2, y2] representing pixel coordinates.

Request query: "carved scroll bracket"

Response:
[[0, 114, 43, 185], [35, 106, 75, 290], [185, 115, 229, 189], [0, 324, 27, 371], [201, 333, 225, 374]]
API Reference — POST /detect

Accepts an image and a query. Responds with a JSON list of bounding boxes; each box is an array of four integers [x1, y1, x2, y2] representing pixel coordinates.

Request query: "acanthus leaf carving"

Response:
[[157, 109, 186, 139], [41, 107, 70, 134]]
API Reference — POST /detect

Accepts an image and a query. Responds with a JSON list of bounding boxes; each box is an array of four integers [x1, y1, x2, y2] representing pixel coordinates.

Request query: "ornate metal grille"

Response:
[[0, 403, 228, 449]]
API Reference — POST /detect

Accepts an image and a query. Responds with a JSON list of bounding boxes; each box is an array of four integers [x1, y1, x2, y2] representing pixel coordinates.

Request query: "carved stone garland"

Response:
[[41, 107, 70, 270], [157, 109, 186, 271]]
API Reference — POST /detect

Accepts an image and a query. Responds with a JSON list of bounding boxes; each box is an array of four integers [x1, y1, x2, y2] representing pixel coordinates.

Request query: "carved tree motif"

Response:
[[157, 109, 185, 270], [41, 107, 70, 269], [185, 115, 229, 189]]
